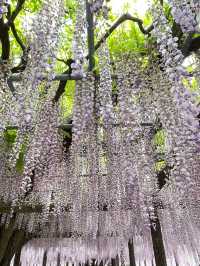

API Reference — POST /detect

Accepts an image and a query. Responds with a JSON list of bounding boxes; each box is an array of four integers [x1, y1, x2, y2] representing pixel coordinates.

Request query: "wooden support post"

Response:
[[150, 218, 167, 266], [128, 239, 136, 266], [86, 0, 95, 71]]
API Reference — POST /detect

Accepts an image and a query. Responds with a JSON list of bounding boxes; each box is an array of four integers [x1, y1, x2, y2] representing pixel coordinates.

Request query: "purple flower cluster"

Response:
[[168, 0, 199, 33], [72, 0, 87, 77], [90, 0, 110, 19], [0, 0, 9, 19]]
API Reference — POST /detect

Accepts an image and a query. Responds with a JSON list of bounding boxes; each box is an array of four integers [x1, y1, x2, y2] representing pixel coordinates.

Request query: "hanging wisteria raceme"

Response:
[[8, 0, 65, 170], [71, 0, 87, 76], [0, 85, 62, 207], [90, 0, 104, 13], [97, 42, 125, 217], [168, 0, 200, 33], [152, 6, 199, 122], [19, 98, 62, 200], [97, 42, 113, 126], [151, 6, 200, 215], [0, 63, 18, 131], [0, 63, 21, 204], [158, 208, 200, 266], [20, 237, 130, 265], [150, 63, 200, 266], [116, 55, 158, 234], [146, 56, 200, 264], [151, 59, 200, 218], [90, 0, 110, 20], [0, 0, 9, 18], [21, 0, 65, 122], [18, 235, 156, 265], [68, 73, 101, 238]]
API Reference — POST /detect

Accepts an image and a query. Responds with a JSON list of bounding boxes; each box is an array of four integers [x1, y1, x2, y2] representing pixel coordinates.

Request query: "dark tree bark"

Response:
[[0, 19, 10, 61], [151, 218, 167, 266]]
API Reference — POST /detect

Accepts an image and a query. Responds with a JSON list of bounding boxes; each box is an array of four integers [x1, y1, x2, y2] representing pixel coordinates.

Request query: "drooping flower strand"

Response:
[[113, 56, 157, 260], [90, 0, 104, 13], [11, 98, 70, 233], [149, 58, 200, 258], [148, 21, 200, 210], [36, 127, 67, 226], [0, 63, 19, 130], [151, 62, 200, 222], [168, 0, 200, 33], [90, 0, 110, 20], [20, 237, 130, 266], [97, 43, 125, 237], [158, 208, 200, 266], [97, 42, 113, 126], [0, 0, 9, 18], [9, 0, 65, 168], [71, 0, 87, 76], [151, 6, 200, 140], [151, 6, 200, 154], [116, 56, 158, 232], [22, 0, 65, 122], [69, 73, 99, 237], [19, 99, 60, 196], [0, 63, 21, 203]]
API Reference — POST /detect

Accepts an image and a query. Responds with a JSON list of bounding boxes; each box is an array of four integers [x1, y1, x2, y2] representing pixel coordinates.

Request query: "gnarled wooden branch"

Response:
[[10, 22, 26, 51], [94, 13, 154, 52], [54, 13, 154, 102], [6, 0, 26, 27]]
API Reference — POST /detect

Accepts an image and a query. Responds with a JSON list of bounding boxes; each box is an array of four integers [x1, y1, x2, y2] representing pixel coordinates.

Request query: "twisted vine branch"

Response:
[[55, 13, 154, 102]]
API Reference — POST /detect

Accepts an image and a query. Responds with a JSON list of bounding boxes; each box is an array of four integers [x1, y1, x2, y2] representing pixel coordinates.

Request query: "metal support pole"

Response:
[[86, 0, 95, 71]]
